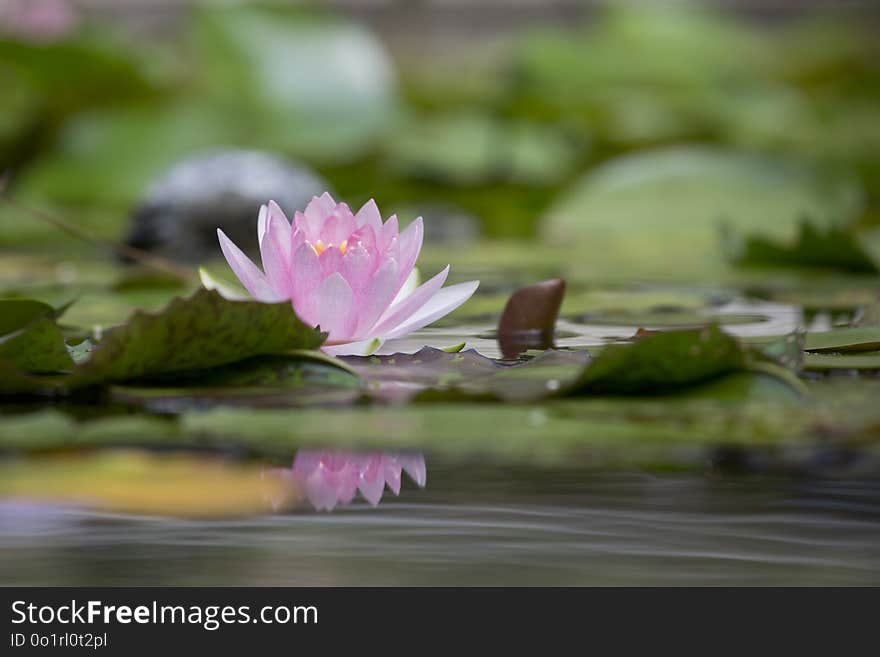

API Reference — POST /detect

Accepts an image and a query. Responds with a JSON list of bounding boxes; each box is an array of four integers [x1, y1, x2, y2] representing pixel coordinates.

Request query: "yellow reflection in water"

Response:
[[0, 450, 301, 518]]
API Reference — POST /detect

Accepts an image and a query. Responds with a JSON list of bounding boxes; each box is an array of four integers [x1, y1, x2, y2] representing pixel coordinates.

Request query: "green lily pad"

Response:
[[0, 359, 57, 395], [111, 353, 362, 411], [567, 325, 749, 395], [0, 298, 57, 336], [541, 146, 863, 276], [0, 317, 73, 374], [71, 288, 325, 387], [804, 328, 880, 353], [0, 298, 73, 373]]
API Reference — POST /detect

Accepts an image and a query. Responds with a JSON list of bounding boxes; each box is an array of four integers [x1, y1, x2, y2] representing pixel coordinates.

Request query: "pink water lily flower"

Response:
[[215, 193, 478, 355], [292, 450, 427, 511]]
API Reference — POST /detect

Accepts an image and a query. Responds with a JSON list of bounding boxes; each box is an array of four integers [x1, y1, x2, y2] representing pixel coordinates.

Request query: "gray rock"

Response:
[[125, 149, 328, 262]]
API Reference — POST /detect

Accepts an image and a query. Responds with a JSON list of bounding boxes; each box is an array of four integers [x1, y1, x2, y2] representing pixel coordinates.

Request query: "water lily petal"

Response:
[[260, 211, 293, 298], [396, 217, 423, 292], [380, 214, 399, 253], [217, 229, 283, 302], [357, 457, 386, 506], [392, 268, 419, 306], [304, 470, 341, 512], [312, 273, 357, 341], [400, 454, 427, 487], [340, 243, 373, 292], [323, 203, 356, 245], [355, 258, 399, 337], [318, 242, 344, 277], [302, 192, 336, 237], [371, 266, 450, 337], [355, 198, 383, 232], [290, 242, 323, 307], [382, 280, 479, 339], [383, 459, 403, 495], [256, 204, 268, 244], [322, 338, 384, 356]]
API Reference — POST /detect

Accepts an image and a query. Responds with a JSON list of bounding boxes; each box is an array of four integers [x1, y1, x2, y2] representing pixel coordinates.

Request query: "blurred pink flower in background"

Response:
[[290, 450, 427, 511], [212, 193, 478, 355], [0, 0, 78, 43]]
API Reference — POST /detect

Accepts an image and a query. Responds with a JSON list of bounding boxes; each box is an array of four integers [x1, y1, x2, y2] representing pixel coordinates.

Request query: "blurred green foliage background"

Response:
[[1, 0, 879, 279]]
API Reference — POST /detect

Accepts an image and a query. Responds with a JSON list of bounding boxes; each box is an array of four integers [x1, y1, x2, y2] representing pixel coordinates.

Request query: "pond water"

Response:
[[1, 264, 879, 586], [2, 462, 878, 586]]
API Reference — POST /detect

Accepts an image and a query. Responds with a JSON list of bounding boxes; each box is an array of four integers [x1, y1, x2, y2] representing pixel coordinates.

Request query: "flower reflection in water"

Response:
[[288, 451, 427, 512]]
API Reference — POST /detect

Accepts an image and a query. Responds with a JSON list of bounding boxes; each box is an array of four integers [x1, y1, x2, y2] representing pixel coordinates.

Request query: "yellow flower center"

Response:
[[310, 239, 348, 257]]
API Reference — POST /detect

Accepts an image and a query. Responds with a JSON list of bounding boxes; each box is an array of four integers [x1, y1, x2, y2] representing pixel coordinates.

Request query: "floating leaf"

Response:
[[0, 298, 57, 335], [498, 278, 566, 359], [804, 352, 880, 371], [0, 298, 73, 373], [111, 353, 362, 411], [0, 317, 73, 373], [729, 219, 878, 273], [0, 359, 59, 395], [804, 327, 880, 353], [343, 347, 504, 402], [71, 288, 325, 387], [566, 325, 749, 395]]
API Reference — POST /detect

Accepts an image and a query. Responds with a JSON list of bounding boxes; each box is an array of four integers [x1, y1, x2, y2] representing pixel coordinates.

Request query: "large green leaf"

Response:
[[0, 317, 73, 373], [0, 298, 73, 373], [110, 353, 362, 411], [0, 298, 56, 336], [71, 288, 325, 386]]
